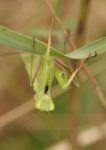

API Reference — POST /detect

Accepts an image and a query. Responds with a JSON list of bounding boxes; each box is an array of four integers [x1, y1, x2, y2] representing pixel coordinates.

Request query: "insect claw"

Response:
[[85, 51, 97, 62]]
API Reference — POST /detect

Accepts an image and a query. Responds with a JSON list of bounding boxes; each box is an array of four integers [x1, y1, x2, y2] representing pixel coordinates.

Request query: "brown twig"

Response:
[[44, 0, 106, 110], [55, 59, 70, 72]]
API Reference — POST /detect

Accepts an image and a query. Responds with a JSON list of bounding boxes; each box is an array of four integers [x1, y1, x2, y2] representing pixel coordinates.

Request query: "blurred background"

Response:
[[0, 0, 106, 150]]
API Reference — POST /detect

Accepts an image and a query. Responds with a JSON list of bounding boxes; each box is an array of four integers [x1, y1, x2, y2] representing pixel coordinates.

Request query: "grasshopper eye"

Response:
[[44, 85, 49, 93]]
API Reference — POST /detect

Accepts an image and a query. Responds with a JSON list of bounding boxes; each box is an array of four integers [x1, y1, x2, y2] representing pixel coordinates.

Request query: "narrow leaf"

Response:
[[66, 37, 106, 59], [0, 25, 65, 58], [0, 25, 106, 59]]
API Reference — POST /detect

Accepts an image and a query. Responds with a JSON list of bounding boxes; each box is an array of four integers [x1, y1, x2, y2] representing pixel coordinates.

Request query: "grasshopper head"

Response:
[[35, 94, 55, 111]]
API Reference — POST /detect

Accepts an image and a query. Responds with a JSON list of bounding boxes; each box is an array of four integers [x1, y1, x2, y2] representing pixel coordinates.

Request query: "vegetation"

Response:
[[0, 0, 106, 149]]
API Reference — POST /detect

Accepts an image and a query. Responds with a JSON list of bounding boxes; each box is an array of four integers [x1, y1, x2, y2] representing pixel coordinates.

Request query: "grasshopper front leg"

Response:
[[55, 59, 86, 90]]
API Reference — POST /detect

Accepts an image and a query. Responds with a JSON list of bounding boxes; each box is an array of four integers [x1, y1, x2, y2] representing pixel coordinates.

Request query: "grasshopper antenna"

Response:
[[30, 35, 36, 85], [46, 19, 55, 56]]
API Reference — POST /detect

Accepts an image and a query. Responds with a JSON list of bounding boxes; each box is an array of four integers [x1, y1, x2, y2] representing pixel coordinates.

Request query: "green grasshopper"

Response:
[[21, 23, 84, 111], [21, 23, 55, 111]]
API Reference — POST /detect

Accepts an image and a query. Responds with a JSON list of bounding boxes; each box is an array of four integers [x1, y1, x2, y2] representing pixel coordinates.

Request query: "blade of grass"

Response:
[[66, 37, 106, 59], [0, 25, 65, 58], [0, 25, 106, 59]]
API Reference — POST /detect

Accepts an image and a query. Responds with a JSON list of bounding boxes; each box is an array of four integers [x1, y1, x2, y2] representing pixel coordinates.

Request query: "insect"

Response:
[[21, 21, 55, 111], [0, 23, 86, 112]]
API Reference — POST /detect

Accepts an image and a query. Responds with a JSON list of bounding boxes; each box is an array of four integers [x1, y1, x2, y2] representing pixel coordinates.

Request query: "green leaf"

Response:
[[0, 25, 65, 58], [0, 25, 106, 59], [66, 37, 106, 59]]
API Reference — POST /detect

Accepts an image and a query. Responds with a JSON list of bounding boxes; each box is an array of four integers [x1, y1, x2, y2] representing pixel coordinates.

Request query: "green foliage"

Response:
[[0, 25, 64, 58], [66, 37, 106, 59], [0, 25, 106, 59]]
